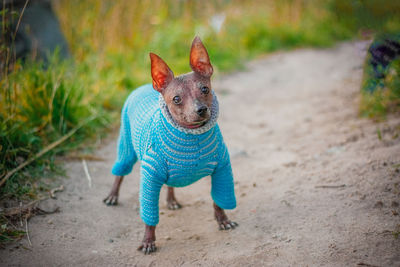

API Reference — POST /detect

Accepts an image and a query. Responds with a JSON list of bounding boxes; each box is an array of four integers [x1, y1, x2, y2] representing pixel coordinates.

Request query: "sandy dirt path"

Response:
[[1, 42, 400, 266]]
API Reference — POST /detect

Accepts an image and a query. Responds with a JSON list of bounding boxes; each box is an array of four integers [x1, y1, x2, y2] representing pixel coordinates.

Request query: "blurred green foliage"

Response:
[[330, 0, 400, 34], [360, 58, 400, 119]]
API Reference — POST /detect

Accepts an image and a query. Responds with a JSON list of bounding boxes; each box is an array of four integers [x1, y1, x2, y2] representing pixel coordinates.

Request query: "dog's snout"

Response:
[[197, 106, 208, 117]]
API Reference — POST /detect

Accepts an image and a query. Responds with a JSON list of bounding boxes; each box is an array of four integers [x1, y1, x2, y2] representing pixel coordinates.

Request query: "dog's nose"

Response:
[[197, 106, 208, 117]]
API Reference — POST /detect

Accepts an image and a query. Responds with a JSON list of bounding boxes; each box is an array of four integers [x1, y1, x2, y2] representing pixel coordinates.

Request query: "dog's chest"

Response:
[[165, 156, 218, 187], [160, 131, 220, 187]]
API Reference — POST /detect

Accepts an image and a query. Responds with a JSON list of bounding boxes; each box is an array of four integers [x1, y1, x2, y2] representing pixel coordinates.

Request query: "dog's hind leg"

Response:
[[105, 104, 138, 206], [104, 175, 124, 205], [166, 187, 182, 210]]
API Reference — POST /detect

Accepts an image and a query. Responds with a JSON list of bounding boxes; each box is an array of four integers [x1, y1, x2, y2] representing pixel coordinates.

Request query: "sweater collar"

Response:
[[159, 91, 219, 135]]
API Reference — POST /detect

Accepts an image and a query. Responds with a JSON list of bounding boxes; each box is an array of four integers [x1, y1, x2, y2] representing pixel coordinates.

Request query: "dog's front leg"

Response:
[[138, 150, 166, 254], [213, 202, 238, 230], [138, 225, 156, 254]]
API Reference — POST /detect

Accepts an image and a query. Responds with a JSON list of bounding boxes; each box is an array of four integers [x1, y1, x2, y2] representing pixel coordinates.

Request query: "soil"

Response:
[[1, 41, 400, 266]]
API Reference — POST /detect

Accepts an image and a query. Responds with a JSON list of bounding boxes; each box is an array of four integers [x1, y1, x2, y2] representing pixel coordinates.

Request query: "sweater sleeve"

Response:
[[139, 147, 167, 226], [111, 103, 138, 176], [211, 142, 236, 210]]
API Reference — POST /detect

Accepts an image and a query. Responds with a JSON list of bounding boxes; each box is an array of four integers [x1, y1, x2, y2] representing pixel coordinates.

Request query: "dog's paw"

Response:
[[167, 200, 182, 210], [103, 194, 118, 206], [218, 220, 238, 230], [138, 240, 157, 255]]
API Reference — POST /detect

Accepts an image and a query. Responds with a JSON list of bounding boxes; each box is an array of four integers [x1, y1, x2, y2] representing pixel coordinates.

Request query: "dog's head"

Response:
[[150, 36, 214, 129]]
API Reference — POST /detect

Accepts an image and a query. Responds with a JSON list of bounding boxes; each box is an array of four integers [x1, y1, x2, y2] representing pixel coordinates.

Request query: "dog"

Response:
[[103, 36, 237, 254]]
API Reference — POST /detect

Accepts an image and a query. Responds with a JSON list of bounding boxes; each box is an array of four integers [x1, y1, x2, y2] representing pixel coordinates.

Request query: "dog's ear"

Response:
[[150, 53, 174, 93], [190, 36, 213, 77]]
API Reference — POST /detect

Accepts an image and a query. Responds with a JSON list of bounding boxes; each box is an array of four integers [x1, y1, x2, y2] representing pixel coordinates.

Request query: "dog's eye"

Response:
[[201, 86, 210, 94], [173, 96, 182, 104]]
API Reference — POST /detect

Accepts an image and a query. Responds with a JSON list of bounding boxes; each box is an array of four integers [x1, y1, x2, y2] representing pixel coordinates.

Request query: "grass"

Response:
[[1, 0, 400, 244], [360, 58, 400, 119], [0, 221, 25, 243], [0, 55, 113, 244]]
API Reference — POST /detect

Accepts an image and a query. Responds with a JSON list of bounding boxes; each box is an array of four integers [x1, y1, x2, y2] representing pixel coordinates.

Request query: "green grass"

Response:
[[360, 59, 400, 119], [0, 220, 25, 244], [1, 0, 400, 244], [0, 56, 110, 199]]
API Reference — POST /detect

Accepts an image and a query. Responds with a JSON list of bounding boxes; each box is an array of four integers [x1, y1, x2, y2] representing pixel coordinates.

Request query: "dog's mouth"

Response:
[[181, 119, 208, 129]]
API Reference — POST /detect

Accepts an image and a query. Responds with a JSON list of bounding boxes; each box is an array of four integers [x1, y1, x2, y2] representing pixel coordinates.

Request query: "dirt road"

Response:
[[2, 42, 400, 266]]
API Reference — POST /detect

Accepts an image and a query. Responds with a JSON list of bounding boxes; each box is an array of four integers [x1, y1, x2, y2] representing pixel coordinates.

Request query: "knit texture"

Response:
[[112, 84, 236, 226]]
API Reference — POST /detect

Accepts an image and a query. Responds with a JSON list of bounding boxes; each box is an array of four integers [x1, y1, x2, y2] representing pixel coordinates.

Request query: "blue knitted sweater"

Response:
[[111, 84, 236, 226]]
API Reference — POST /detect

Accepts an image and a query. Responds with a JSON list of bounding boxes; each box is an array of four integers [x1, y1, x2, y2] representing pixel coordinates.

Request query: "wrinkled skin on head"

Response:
[[150, 36, 214, 129], [162, 72, 213, 128]]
